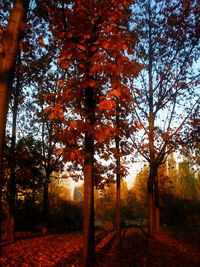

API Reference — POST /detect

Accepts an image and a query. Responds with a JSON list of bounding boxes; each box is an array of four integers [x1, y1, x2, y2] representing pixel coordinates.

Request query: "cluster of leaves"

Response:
[[3, 136, 43, 195], [36, 0, 143, 183]]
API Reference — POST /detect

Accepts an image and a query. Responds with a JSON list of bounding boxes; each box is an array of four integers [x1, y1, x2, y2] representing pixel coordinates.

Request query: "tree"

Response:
[[167, 153, 178, 196], [0, 0, 30, 249], [115, 107, 121, 248], [178, 160, 197, 200], [160, 155, 200, 226], [131, 166, 148, 219], [45, 0, 139, 264], [32, 74, 64, 234], [12, 136, 44, 198], [112, 68, 136, 246], [7, 50, 23, 242], [121, 187, 137, 223], [2, 135, 44, 233], [130, 0, 200, 237], [181, 110, 200, 170], [96, 182, 116, 230], [3, 0, 59, 240]]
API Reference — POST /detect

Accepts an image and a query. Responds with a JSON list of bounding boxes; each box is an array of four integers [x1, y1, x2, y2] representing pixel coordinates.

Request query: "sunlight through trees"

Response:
[[0, 0, 200, 265]]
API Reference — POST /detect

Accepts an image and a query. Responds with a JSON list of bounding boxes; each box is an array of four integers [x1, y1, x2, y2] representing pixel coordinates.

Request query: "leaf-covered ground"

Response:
[[1, 227, 200, 266], [100, 227, 200, 267]]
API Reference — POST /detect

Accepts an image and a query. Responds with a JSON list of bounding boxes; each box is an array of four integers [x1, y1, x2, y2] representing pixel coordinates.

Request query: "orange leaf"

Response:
[[89, 80, 97, 87], [55, 149, 62, 156], [99, 99, 116, 110], [114, 89, 121, 98], [38, 38, 45, 48]]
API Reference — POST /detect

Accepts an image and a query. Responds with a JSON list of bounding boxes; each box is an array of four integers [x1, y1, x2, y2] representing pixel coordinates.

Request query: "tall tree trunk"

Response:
[[81, 86, 96, 266], [116, 150, 121, 248], [154, 167, 160, 233], [148, 167, 154, 238], [7, 95, 17, 243], [8, 51, 21, 243], [0, 0, 29, 252], [42, 177, 49, 235], [115, 107, 121, 249], [147, 0, 155, 239]]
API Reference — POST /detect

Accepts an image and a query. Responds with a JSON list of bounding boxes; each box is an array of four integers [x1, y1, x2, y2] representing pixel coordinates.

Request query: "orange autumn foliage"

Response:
[[44, 0, 142, 166]]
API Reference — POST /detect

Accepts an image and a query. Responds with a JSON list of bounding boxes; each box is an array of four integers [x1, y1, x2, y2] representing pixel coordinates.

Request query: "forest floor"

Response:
[[1, 226, 200, 266]]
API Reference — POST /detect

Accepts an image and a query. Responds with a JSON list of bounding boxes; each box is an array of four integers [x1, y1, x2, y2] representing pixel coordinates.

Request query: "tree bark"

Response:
[[154, 167, 160, 233], [8, 51, 21, 242], [115, 107, 121, 249], [81, 86, 96, 266], [42, 178, 49, 235], [148, 168, 154, 238], [7, 103, 17, 242], [116, 152, 121, 249], [0, 0, 29, 252], [147, 0, 155, 239]]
